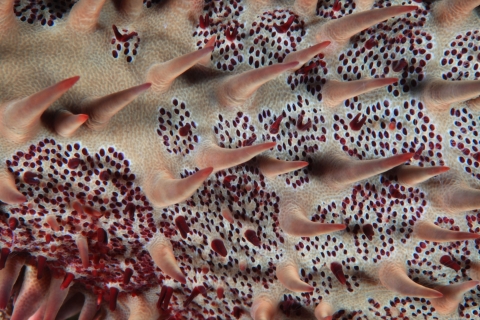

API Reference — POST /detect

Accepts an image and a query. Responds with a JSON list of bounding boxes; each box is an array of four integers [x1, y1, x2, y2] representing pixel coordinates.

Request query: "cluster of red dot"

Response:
[[441, 31, 480, 81], [13, 0, 76, 26]]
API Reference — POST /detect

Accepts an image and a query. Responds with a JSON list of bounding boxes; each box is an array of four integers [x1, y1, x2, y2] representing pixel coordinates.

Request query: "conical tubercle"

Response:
[[322, 78, 398, 108], [144, 167, 213, 208], [217, 61, 298, 108], [316, 5, 417, 44], [431, 281, 480, 315], [322, 153, 414, 189], [196, 141, 276, 173], [250, 295, 277, 320], [0, 0, 17, 31], [436, 184, 480, 214], [279, 203, 345, 237], [54, 110, 88, 138], [378, 262, 443, 298], [67, 0, 108, 33], [0, 254, 25, 310], [257, 156, 308, 178], [433, 0, 480, 26], [146, 46, 214, 93], [314, 300, 334, 320], [0, 76, 80, 143], [414, 221, 480, 243], [283, 41, 330, 70], [422, 79, 480, 111], [147, 236, 186, 284], [390, 165, 450, 186], [276, 263, 314, 293], [80, 83, 151, 131], [0, 170, 26, 204]]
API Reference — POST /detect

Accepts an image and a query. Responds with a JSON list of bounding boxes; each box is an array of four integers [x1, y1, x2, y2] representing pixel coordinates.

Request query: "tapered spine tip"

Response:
[[392, 165, 450, 186], [422, 79, 480, 111], [277, 264, 314, 293], [284, 41, 331, 70], [258, 157, 308, 178], [54, 110, 89, 138], [414, 221, 480, 242], [431, 280, 480, 315], [148, 238, 186, 284]]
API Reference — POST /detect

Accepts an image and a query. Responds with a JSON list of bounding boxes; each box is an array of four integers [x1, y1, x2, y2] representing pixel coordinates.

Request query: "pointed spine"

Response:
[[0, 254, 25, 309], [431, 281, 480, 315], [414, 221, 480, 242], [54, 110, 88, 138], [144, 167, 213, 208], [433, 0, 480, 26], [322, 153, 414, 189], [146, 46, 214, 93], [279, 203, 345, 237], [199, 36, 217, 66], [68, 0, 108, 33], [284, 41, 331, 70], [314, 301, 334, 320], [0, 170, 26, 204], [147, 237, 186, 284], [251, 295, 276, 320], [391, 165, 450, 186], [322, 78, 398, 107], [80, 83, 151, 131], [217, 62, 298, 107], [318, 6, 417, 43], [76, 235, 90, 268], [422, 79, 480, 111], [378, 262, 443, 298], [0, 76, 79, 143], [258, 157, 308, 178], [197, 142, 275, 172], [276, 263, 314, 293]]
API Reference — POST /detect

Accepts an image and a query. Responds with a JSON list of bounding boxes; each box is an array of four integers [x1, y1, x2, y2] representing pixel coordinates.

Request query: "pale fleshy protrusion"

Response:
[[317, 6, 417, 44], [199, 36, 217, 66], [276, 263, 314, 293], [354, 0, 375, 11], [45, 214, 61, 231], [196, 142, 276, 172], [279, 203, 346, 237], [126, 294, 160, 320], [257, 156, 308, 178], [54, 110, 88, 138], [438, 186, 480, 214], [67, 0, 108, 32], [222, 208, 234, 224], [217, 62, 298, 107], [422, 79, 480, 111], [283, 41, 330, 70], [414, 221, 480, 242], [0, 76, 79, 143], [0, 0, 16, 31], [251, 295, 277, 320], [0, 254, 25, 310], [11, 265, 51, 320], [76, 236, 90, 268], [466, 96, 480, 110], [239, 259, 247, 272], [119, 0, 144, 20], [314, 301, 334, 320], [0, 170, 26, 204], [321, 153, 414, 189], [433, 0, 480, 26], [294, 0, 318, 16], [146, 46, 214, 93], [144, 167, 213, 208], [33, 276, 71, 320], [471, 262, 480, 281], [80, 83, 151, 131], [431, 281, 480, 315], [391, 165, 450, 186], [322, 78, 398, 108], [378, 262, 443, 298], [147, 237, 186, 284]]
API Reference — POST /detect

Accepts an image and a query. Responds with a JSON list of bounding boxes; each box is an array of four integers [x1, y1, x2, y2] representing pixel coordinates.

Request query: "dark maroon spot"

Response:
[[225, 26, 238, 42], [392, 59, 408, 72], [363, 224, 374, 241], [332, 0, 341, 11], [365, 37, 378, 50], [112, 25, 138, 42], [330, 262, 346, 285], [124, 203, 135, 218], [390, 188, 404, 199], [8, 217, 18, 230], [99, 170, 110, 181], [0, 248, 10, 270], [223, 175, 237, 184], [273, 16, 294, 34], [349, 113, 367, 131], [440, 255, 460, 272], [244, 230, 261, 247], [211, 239, 228, 257], [232, 306, 244, 319], [183, 285, 207, 307], [23, 171, 40, 185], [123, 268, 133, 285], [179, 123, 191, 137], [297, 114, 312, 131], [175, 216, 190, 239], [97, 228, 108, 244], [109, 287, 119, 311], [199, 14, 210, 29], [68, 158, 81, 169], [269, 115, 284, 134], [157, 286, 173, 310]]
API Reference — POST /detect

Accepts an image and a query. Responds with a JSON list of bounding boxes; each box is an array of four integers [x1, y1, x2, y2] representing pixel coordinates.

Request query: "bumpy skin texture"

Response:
[[1, 0, 480, 319]]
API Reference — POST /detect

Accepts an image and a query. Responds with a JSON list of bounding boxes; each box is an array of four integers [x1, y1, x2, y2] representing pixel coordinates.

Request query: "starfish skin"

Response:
[[0, 0, 480, 319]]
